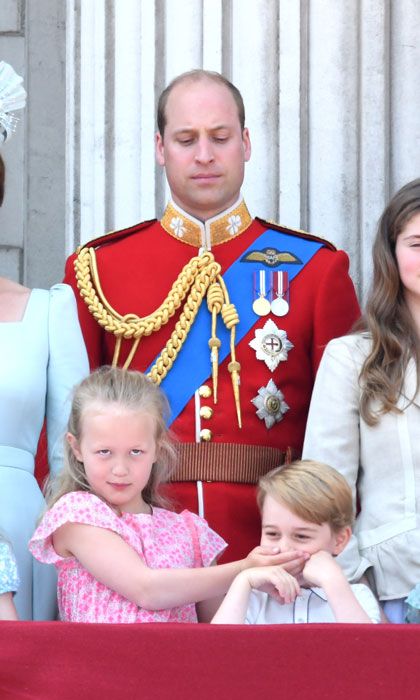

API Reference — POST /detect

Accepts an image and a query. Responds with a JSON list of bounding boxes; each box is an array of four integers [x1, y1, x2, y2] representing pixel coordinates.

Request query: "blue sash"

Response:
[[148, 229, 323, 424]]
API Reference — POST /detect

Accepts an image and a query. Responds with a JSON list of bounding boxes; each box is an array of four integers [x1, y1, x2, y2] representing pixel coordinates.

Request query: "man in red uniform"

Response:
[[64, 70, 359, 561]]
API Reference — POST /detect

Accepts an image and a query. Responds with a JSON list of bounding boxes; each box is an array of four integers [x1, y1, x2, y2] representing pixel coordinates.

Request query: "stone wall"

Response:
[[1, 0, 420, 301]]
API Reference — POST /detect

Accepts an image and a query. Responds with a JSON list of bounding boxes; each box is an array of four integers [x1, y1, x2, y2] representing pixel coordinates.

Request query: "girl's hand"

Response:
[[242, 545, 309, 577], [245, 566, 300, 604]]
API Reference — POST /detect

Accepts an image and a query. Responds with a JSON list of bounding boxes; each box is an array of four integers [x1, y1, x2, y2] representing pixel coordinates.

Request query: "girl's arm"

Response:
[[0, 592, 19, 621], [211, 566, 300, 624], [195, 559, 224, 622], [53, 522, 306, 610]]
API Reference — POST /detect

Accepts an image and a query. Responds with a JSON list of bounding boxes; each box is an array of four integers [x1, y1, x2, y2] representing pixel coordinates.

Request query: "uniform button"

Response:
[[198, 385, 212, 398], [200, 428, 213, 442], [265, 395, 281, 414], [200, 406, 213, 420]]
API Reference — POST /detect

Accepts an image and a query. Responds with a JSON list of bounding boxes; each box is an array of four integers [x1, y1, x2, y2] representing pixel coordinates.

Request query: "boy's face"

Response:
[[260, 494, 348, 557]]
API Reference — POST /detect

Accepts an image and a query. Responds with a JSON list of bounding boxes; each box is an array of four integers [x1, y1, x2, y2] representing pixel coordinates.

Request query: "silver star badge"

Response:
[[249, 319, 294, 372], [251, 379, 289, 429]]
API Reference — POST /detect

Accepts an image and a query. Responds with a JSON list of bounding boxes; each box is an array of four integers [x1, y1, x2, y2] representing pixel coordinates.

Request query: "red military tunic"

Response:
[[64, 199, 360, 561]]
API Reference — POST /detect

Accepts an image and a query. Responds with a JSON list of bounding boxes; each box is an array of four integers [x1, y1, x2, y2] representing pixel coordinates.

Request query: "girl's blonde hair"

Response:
[[257, 460, 353, 532], [45, 366, 177, 509]]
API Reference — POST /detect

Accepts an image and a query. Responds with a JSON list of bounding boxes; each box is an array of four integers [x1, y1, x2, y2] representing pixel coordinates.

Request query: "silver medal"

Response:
[[270, 296, 290, 317], [271, 271, 290, 317]]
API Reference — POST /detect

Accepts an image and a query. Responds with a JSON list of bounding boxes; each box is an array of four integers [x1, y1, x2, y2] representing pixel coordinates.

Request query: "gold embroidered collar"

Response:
[[160, 198, 252, 249]]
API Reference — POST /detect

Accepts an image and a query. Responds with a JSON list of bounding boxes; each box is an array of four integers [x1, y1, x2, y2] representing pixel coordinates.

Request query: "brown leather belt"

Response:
[[170, 443, 296, 484]]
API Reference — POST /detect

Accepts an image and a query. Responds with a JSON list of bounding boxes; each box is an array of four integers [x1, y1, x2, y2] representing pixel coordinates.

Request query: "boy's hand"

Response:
[[301, 552, 374, 623], [242, 546, 309, 577], [243, 566, 300, 604], [212, 565, 300, 624], [302, 550, 342, 588]]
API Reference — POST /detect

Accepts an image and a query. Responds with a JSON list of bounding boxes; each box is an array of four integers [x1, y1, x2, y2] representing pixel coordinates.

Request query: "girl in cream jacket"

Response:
[[304, 179, 420, 623]]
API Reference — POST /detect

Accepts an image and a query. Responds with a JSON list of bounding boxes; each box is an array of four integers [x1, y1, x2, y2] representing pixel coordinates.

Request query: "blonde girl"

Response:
[[30, 367, 305, 623]]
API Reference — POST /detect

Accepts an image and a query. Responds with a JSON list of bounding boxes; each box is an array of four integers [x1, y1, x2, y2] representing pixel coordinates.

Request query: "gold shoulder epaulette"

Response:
[[75, 218, 157, 254], [255, 216, 337, 251]]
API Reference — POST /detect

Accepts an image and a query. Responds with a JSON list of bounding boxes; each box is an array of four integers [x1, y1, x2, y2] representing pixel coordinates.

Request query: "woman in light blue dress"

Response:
[[0, 279, 89, 620], [0, 62, 89, 619]]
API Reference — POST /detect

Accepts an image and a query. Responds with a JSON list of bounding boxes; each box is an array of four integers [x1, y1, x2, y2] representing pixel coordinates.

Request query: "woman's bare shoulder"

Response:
[[0, 277, 31, 321], [0, 277, 30, 295]]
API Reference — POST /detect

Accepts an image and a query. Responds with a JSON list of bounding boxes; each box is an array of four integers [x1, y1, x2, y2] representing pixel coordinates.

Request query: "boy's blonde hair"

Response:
[[257, 460, 353, 532], [45, 366, 177, 509]]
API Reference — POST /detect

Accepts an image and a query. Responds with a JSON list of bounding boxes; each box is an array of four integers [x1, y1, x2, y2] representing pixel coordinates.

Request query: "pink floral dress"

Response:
[[29, 491, 226, 623]]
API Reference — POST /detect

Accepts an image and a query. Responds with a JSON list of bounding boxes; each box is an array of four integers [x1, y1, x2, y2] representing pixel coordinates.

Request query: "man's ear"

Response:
[[242, 127, 251, 162], [66, 432, 83, 462], [332, 526, 352, 556], [155, 132, 165, 166]]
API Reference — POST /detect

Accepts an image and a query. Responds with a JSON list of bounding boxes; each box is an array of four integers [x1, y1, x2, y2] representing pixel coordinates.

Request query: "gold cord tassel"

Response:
[[207, 282, 223, 403], [218, 275, 242, 429]]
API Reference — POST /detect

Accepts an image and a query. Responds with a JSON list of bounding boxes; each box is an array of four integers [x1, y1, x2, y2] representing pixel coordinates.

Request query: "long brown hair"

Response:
[[358, 179, 420, 424], [45, 366, 177, 509]]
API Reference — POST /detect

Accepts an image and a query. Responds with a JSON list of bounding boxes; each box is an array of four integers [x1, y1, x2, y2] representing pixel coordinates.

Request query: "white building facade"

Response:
[[1, 0, 420, 302]]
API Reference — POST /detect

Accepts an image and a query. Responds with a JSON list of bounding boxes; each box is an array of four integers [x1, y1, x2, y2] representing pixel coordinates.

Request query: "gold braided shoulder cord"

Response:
[[75, 246, 242, 426]]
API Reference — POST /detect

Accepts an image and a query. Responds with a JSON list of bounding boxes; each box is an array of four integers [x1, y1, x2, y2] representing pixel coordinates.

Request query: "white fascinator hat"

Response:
[[0, 61, 27, 144]]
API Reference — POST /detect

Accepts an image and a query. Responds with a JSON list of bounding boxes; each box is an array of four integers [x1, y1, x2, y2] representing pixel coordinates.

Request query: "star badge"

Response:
[[251, 379, 289, 429], [249, 319, 294, 372]]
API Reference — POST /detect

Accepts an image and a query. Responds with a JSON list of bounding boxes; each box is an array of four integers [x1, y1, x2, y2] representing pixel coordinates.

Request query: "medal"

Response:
[[271, 296, 289, 316], [249, 319, 294, 372], [251, 379, 289, 429], [271, 271, 289, 316], [252, 270, 271, 316], [252, 296, 271, 316]]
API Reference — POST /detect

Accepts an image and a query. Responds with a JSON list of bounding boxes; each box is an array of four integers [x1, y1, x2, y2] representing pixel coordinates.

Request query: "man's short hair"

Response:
[[157, 69, 246, 136], [257, 460, 353, 532]]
